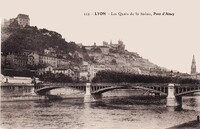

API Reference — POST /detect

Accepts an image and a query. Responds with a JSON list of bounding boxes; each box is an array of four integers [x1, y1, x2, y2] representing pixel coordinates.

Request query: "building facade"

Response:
[[53, 67, 74, 77], [88, 64, 107, 80], [39, 54, 58, 67], [37, 65, 53, 75], [57, 58, 70, 67], [6, 53, 28, 68], [27, 52, 39, 65]]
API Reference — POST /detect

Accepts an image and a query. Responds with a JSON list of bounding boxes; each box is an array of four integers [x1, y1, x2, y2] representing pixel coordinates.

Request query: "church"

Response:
[[191, 55, 200, 80]]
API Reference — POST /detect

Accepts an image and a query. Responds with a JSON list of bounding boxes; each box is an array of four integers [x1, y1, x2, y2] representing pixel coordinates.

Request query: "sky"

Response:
[[1, 0, 200, 73]]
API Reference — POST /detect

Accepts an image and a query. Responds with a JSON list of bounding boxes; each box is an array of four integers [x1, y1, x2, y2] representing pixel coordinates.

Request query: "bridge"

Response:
[[34, 83, 200, 107]]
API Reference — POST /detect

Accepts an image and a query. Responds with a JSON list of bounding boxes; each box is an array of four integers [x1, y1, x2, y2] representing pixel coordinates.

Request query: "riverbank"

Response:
[[167, 118, 200, 129], [1, 95, 45, 102]]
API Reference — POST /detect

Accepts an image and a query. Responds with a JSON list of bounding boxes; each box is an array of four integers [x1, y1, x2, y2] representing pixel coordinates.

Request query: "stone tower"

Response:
[[191, 55, 196, 75], [16, 14, 30, 27]]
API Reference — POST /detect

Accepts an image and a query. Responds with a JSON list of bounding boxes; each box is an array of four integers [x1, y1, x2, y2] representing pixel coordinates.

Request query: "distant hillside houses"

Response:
[[37, 65, 79, 81], [109, 65, 141, 74], [1, 47, 109, 81], [79, 61, 111, 82], [6, 52, 28, 68]]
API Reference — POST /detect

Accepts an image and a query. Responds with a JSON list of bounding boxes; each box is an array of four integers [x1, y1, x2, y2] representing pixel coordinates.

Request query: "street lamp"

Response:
[[87, 72, 90, 82], [170, 70, 173, 83]]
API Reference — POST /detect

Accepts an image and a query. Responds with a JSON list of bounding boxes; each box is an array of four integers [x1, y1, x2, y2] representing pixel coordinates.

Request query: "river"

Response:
[[1, 95, 200, 129]]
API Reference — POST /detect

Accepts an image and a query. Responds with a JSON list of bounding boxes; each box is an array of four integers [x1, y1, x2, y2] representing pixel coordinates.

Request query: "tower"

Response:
[[16, 14, 30, 27], [191, 55, 196, 75]]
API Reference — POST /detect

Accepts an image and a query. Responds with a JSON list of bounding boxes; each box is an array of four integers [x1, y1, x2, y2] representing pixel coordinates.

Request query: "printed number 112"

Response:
[[84, 13, 90, 16]]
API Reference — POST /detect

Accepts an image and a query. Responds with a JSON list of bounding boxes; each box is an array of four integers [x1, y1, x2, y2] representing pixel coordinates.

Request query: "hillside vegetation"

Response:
[[2, 25, 89, 61], [2, 24, 165, 73]]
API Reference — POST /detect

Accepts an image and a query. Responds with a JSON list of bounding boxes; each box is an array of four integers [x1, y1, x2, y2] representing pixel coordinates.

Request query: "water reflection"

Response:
[[182, 96, 200, 111], [167, 106, 183, 112], [1, 96, 200, 129]]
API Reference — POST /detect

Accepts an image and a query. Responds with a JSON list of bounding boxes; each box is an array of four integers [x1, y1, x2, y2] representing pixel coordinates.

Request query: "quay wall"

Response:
[[1, 83, 39, 101]]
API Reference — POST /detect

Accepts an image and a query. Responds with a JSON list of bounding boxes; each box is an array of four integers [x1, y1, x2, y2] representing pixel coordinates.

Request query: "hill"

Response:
[[86, 44, 167, 74], [1, 23, 167, 74], [1, 24, 90, 63]]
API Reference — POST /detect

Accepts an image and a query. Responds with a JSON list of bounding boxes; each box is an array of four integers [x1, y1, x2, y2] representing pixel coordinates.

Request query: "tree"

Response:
[[92, 70, 199, 84]]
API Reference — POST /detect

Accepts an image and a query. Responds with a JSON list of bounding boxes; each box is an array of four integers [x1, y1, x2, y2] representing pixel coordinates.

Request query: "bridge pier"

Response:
[[84, 83, 102, 103], [31, 86, 36, 95], [166, 83, 182, 107]]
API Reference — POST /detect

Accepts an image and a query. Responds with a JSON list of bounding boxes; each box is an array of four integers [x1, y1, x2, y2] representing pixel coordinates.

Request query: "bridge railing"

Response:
[[35, 82, 172, 87], [35, 83, 86, 87], [91, 82, 169, 86]]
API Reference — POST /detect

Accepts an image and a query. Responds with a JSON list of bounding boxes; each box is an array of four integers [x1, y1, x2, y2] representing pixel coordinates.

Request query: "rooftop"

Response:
[[17, 14, 30, 19]]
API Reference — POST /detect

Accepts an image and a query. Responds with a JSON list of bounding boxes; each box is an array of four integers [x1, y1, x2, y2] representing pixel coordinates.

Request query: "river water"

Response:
[[1, 95, 200, 129]]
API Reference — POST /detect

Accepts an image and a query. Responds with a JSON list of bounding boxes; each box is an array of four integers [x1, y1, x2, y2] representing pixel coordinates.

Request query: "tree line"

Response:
[[38, 72, 73, 83], [92, 70, 199, 84]]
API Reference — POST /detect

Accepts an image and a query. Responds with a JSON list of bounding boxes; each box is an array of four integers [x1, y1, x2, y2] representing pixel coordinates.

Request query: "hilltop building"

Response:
[[84, 40, 125, 55], [85, 43, 110, 55], [103, 40, 125, 51], [16, 14, 30, 27], [2, 14, 30, 27]]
